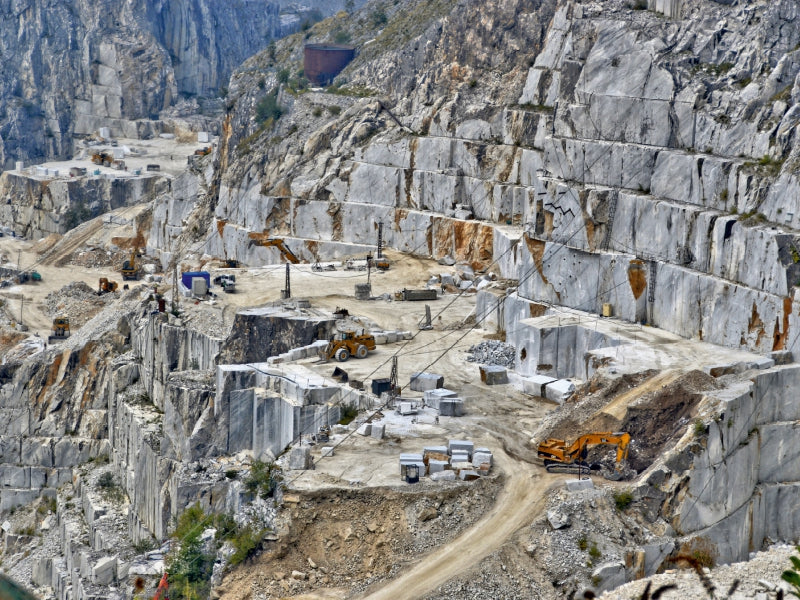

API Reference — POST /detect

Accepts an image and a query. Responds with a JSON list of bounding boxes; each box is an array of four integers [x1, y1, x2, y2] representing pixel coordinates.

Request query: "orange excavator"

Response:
[[152, 572, 168, 599], [537, 432, 630, 474], [248, 237, 299, 263]]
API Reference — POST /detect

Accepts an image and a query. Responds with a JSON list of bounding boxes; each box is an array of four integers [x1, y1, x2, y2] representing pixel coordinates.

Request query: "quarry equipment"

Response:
[[98, 278, 118, 294], [321, 331, 377, 362], [395, 288, 437, 301], [537, 432, 630, 474], [111, 159, 125, 170], [368, 255, 390, 270], [121, 248, 140, 280], [249, 237, 300, 263], [194, 146, 212, 156], [316, 425, 331, 443], [213, 274, 236, 293], [31, 271, 41, 282], [91, 152, 113, 166], [49, 317, 70, 343], [152, 572, 169, 600]]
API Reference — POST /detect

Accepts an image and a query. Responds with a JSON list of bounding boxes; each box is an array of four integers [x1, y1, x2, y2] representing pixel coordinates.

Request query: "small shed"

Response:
[[181, 271, 211, 290]]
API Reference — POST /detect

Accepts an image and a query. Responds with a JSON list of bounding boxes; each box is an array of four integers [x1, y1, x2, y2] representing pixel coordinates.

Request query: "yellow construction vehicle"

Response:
[[248, 236, 300, 263], [91, 152, 113, 167], [375, 257, 390, 270], [48, 317, 70, 343], [98, 277, 118, 294], [537, 432, 630, 474], [194, 146, 212, 156], [121, 249, 140, 280], [320, 331, 376, 362]]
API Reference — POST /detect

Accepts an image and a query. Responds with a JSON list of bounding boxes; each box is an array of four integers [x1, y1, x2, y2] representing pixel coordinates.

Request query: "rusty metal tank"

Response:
[[304, 44, 356, 86]]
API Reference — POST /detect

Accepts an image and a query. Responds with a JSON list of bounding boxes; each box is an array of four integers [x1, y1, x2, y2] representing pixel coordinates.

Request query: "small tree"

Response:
[[783, 546, 800, 597]]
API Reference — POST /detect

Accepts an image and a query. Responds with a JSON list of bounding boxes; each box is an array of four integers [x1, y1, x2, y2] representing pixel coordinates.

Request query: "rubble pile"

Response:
[[43, 280, 114, 328], [59, 245, 126, 269], [427, 265, 499, 295], [466, 340, 516, 368]]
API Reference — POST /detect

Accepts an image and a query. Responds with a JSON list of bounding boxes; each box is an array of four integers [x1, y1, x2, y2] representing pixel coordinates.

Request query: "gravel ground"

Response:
[[599, 544, 797, 599]]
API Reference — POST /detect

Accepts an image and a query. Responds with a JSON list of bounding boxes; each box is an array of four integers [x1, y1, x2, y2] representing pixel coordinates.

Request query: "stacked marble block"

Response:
[[267, 340, 329, 364], [399, 440, 493, 482], [370, 329, 414, 345], [424, 388, 464, 417]]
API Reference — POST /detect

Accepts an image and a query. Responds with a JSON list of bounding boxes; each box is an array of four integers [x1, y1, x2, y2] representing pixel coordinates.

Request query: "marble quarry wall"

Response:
[[0, 171, 170, 238], [640, 366, 800, 566]]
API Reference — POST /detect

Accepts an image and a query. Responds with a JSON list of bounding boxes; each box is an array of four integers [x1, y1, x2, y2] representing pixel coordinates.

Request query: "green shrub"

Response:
[[228, 524, 266, 566], [693, 419, 706, 437], [214, 513, 238, 541], [613, 490, 634, 511], [97, 472, 125, 502], [328, 105, 342, 116], [244, 460, 280, 499], [174, 504, 207, 540], [133, 538, 157, 554], [167, 505, 215, 600], [277, 68, 290, 84], [370, 9, 388, 27], [692, 549, 715, 569], [782, 545, 800, 597], [333, 29, 351, 44], [589, 544, 602, 560], [338, 405, 358, 425], [256, 90, 283, 123]]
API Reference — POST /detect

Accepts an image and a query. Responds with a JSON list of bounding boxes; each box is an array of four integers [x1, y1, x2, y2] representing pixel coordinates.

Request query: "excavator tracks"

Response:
[[543, 460, 599, 475]]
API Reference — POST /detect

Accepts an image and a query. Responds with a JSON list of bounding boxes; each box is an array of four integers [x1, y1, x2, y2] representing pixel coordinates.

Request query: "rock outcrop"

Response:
[[149, 0, 800, 357], [136, 0, 800, 586], [0, 0, 285, 167]]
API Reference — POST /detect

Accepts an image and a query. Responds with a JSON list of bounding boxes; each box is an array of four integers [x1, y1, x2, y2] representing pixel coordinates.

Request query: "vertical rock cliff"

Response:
[[0, 0, 285, 167]]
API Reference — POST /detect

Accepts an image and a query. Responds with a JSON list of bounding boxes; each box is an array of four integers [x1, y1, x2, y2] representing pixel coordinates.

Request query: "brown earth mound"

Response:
[[219, 478, 501, 600], [544, 370, 721, 473]]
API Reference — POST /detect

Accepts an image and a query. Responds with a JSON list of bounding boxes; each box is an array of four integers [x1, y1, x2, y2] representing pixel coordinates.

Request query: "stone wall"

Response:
[[0, 171, 170, 238], [639, 366, 800, 566]]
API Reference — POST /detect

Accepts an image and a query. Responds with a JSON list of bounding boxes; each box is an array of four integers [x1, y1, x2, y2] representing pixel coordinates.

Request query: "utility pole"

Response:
[[389, 355, 398, 409], [282, 263, 291, 299], [19, 295, 23, 327], [172, 260, 178, 314]]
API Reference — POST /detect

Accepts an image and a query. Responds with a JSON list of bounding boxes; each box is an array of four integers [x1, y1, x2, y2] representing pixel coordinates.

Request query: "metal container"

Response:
[[304, 44, 356, 85]]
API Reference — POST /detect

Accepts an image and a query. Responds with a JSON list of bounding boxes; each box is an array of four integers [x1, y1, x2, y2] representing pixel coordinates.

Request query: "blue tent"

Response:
[[181, 271, 211, 289]]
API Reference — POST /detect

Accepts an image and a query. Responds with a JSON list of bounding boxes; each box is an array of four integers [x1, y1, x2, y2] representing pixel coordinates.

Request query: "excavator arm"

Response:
[[248, 236, 300, 263], [538, 432, 631, 469]]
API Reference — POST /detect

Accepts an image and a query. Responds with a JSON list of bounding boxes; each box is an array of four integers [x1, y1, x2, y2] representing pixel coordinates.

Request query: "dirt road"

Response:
[[357, 452, 557, 600]]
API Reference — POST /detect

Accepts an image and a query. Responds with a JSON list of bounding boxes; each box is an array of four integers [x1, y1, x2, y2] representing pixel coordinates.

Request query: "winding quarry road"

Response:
[[359, 451, 558, 600]]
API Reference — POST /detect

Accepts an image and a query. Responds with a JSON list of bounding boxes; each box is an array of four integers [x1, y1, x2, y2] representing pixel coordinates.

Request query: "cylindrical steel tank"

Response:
[[304, 44, 356, 86]]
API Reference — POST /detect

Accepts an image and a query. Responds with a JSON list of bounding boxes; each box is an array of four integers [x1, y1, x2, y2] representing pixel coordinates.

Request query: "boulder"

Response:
[[409, 372, 444, 391], [479, 365, 508, 385]]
